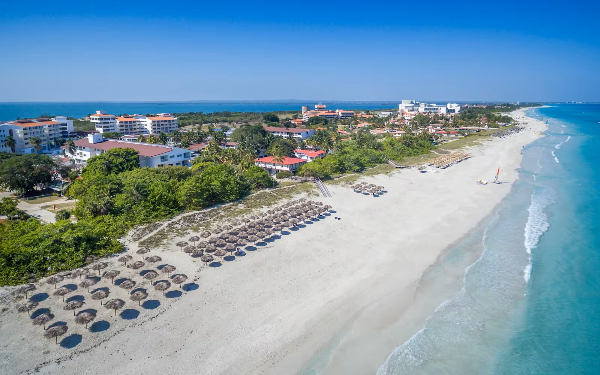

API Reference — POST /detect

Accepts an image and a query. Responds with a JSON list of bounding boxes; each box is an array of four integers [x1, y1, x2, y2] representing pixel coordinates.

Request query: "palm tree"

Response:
[[30, 136, 42, 152], [158, 132, 169, 145], [136, 134, 146, 143], [3, 135, 16, 153], [67, 139, 76, 156]]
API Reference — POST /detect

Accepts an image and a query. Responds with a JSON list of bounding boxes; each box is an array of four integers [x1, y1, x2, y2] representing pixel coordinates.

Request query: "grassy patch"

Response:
[[21, 195, 61, 204], [41, 202, 77, 211]]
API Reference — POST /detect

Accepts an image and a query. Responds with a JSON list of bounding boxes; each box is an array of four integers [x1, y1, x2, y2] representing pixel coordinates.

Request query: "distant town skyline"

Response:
[[1, 0, 599, 102]]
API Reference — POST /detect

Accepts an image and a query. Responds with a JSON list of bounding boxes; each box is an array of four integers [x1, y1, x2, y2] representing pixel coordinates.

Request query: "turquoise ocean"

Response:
[[0, 101, 397, 121], [377, 104, 600, 374]]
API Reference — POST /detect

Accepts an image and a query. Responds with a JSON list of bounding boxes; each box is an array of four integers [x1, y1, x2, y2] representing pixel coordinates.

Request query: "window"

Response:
[[169, 155, 174, 158]]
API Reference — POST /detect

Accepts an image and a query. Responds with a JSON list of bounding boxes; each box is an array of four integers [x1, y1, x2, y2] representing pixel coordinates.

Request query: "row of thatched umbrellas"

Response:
[[15, 259, 188, 345], [174, 199, 332, 265], [350, 182, 384, 195]]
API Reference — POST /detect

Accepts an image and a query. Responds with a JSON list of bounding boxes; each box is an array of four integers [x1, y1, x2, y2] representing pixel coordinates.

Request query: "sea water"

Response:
[[0, 101, 397, 120], [377, 104, 600, 374]]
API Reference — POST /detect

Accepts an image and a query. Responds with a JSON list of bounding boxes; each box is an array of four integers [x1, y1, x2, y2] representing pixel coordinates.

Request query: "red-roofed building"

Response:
[[254, 156, 308, 175], [294, 149, 326, 161], [65, 133, 192, 167], [0, 118, 63, 153]]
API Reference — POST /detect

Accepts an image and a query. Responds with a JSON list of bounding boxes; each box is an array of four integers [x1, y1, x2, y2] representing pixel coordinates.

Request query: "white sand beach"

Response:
[[0, 109, 546, 375]]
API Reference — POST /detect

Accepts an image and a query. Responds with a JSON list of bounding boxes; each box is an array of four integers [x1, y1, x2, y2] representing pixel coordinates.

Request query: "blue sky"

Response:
[[1, 0, 599, 102]]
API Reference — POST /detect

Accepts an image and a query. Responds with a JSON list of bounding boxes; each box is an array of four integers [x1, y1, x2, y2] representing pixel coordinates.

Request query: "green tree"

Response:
[[263, 113, 280, 123], [244, 165, 275, 189], [83, 148, 140, 176], [137, 135, 147, 143], [55, 210, 71, 221], [30, 137, 42, 152], [3, 135, 16, 153], [0, 154, 56, 195], [230, 124, 275, 155], [267, 138, 296, 158], [67, 139, 76, 156], [158, 132, 169, 145], [307, 116, 329, 127], [102, 132, 122, 139]]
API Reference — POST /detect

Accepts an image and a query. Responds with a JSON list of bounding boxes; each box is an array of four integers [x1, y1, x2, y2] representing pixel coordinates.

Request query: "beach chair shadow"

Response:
[[183, 283, 198, 292], [245, 246, 257, 251], [209, 261, 223, 267], [224, 255, 236, 262]]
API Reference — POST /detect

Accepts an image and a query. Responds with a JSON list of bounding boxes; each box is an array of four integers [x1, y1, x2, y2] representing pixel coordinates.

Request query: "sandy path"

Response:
[[0, 109, 546, 375]]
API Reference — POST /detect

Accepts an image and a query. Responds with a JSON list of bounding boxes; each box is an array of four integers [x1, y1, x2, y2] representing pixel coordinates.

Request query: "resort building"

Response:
[[65, 133, 192, 167], [0, 118, 63, 153], [254, 156, 307, 175], [294, 149, 326, 161], [398, 100, 461, 114], [92, 111, 178, 135], [90, 111, 118, 133], [263, 126, 315, 140], [301, 104, 355, 122], [52, 116, 74, 138]]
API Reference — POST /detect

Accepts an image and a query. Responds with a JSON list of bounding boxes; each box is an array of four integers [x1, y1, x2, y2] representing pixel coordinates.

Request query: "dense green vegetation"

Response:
[[298, 130, 434, 178], [175, 110, 298, 127], [0, 154, 56, 195], [73, 119, 95, 131]]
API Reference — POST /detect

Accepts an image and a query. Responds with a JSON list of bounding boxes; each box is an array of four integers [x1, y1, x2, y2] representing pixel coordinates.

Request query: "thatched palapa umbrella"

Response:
[[16, 300, 38, 316], [200, 254, 214, 267], [205, 243, 216, 253], [136, 247, 150, 260], [44, 324, 68, 344], [200, 231, 211, 238], [91, 289, 110, 305], [103, 270, 120, 284], [216, 239, 227, 248], [17, 283, 37, 299], [146, 255, 162, 263], [225, 243, 236, 256], [183, 245, 196, 254], [236, 238, 247, 248], [208, 237, 218, 244], [154, 280, 171, 295], [128, 260, 145, 270], [214, 249, 227, 260], [79, 277, 98, 292], [119, 279, 136, 291], [118, 255, 133, 266], [143, 270, 159, 281], [64, 300, 85, 316], [71, 269, 89, 280], [46, 275, 64, 289], [105, 298, 125, 316], [33, 312, 55, 330], [130, 290, 148, 305], [172, 274, 188, 289], [161, 265, 176, 277], [247, 235, 259, 244], [188, 236, 200, 246], [212, 226, 223, 234], [192, 249, 204, 258], [175, 241, 188, 251], [53, 286, 73, 302], [75, 311, 96, 328], [91, 262, 108, 275]]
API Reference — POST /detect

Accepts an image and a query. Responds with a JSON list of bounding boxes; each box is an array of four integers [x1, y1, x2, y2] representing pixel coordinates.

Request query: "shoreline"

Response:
[[0, 109, 548, 375]]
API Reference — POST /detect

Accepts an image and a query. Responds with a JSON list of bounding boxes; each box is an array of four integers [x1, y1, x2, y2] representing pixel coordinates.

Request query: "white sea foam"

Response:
[[552, 151, 560, 163], [555, 136, 571, 149], [523, 189, 554, 282]]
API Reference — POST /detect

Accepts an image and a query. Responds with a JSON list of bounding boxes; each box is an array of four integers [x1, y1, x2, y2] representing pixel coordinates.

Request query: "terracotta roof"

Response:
[[255, 156, 307, 165], [264, 126, 311, 133], [90, 114, 114, 117], [117, 117, 137, 122], [188, 143, 206, 151], [72, 138, 173, 157], [224, 142, 238, 146], [294, 149, 325, 158], [8, 120, 44, 128]]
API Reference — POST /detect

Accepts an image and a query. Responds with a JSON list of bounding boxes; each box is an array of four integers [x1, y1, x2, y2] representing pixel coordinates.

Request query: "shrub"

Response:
[[276, 171, 293, 179], [55, 210, 71, 221]]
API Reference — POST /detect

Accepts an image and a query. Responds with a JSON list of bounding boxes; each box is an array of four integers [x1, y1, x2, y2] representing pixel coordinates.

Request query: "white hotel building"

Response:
[[66, 133, 192, 167], [90, 111, 178, 135], [398, 100, 461, 114], [0, 118, 63, 154]]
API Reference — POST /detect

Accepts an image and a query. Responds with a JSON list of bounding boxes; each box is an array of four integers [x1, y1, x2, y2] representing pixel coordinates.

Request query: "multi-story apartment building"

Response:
[[263, 126, 315, 140], [301, 104, 355, 121], [65, 133, 192, 167], [92, 111, 178, 135], [90, 111, 118, 133], [52, 116, 74, 138], [0, 119, 62, 153]]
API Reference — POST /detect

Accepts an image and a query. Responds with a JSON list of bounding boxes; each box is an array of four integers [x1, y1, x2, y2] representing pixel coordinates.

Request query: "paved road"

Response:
[[1, 191, 64, 223]]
